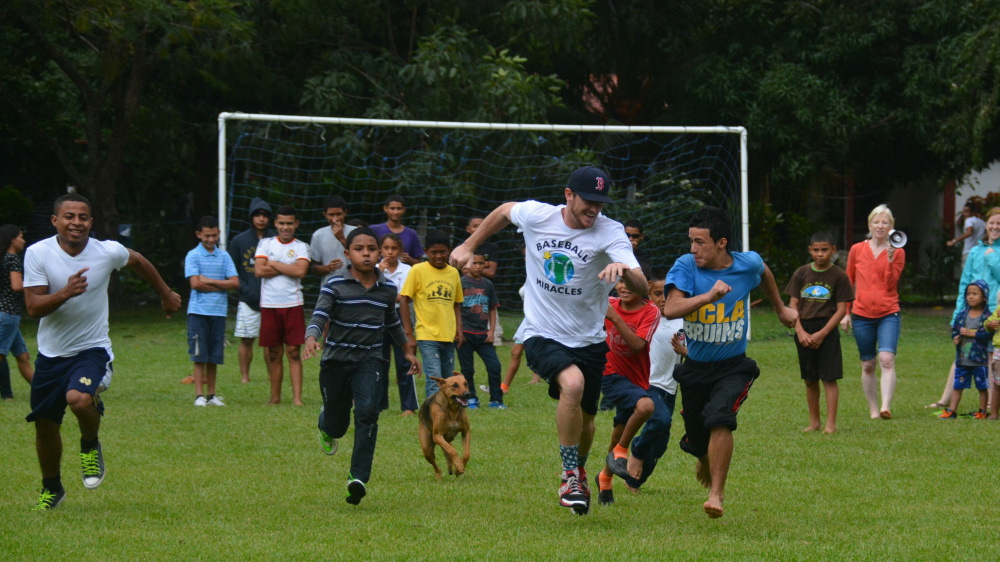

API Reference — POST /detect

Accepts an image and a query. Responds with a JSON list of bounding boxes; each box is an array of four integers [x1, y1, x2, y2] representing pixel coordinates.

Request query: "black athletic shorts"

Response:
[[794, 318, 843, 381], [523, 336, 608, 416], [674, 353, 759, 458]]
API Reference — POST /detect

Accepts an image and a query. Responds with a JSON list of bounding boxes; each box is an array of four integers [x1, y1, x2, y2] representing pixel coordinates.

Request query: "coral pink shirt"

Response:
[[845, 241, 905, 318]]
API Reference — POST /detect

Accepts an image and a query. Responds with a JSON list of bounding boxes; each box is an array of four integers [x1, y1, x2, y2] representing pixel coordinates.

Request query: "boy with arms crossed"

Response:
[[255, 205, 310, 406], [303, 227, 420, 505], [664, 206, 796, 519], [24, 194, 181, 510], [452, 166, 646, 516], [785, 232, 853, 433], [185, 216, 239, 406]]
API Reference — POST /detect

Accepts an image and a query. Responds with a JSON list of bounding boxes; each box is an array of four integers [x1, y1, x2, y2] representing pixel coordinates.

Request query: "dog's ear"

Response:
[[452, 371, 463, 377], [430, 376, 446, 385]]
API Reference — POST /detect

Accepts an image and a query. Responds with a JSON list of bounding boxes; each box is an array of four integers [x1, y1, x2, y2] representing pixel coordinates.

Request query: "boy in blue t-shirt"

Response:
[[664, 206, 797, 519], [185, 216, 239, 406]]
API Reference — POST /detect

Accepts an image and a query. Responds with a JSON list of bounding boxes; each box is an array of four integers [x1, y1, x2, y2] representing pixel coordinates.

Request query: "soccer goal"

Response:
[[217, 112, 748, 308]]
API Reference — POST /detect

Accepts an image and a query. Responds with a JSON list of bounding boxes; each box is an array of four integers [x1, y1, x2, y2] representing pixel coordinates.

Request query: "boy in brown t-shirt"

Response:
[[785, 232, 854, 434]]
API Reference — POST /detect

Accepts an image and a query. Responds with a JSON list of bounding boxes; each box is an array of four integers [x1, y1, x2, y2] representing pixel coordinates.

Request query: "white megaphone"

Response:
[[888, 229, 907, 248]]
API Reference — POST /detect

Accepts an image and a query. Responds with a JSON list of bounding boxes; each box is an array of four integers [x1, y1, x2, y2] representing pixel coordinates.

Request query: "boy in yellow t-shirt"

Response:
[[400, 230, 464, 398]]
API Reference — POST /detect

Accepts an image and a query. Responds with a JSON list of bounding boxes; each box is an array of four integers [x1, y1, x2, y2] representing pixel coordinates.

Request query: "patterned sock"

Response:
[[560, 444, 579, 472]]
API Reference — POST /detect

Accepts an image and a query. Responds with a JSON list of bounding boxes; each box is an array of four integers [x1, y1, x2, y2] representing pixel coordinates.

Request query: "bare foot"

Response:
[[869, 412, 880, 419], [267, 398, 281, 405], [703, 499, 724, 518], [695, 458, 712, 488], [625, 483, 639, 494], [989, 416, 998, 420], [400, 410, 415, 417], [241, 378, 250, 384], [823, 424, 836, 434], [879, 410, 892, 420], [627, 454, 644, 480], [293, 400, 304, 407], [802, 424, 820, 433], [527, 375, 541, 385]]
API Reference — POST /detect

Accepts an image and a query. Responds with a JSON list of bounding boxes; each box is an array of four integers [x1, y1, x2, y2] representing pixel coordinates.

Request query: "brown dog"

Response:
[[418, 372, 471, 479]]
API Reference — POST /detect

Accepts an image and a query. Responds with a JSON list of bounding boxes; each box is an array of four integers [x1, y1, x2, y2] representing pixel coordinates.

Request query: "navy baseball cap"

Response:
[[567, 166, 613, 203]]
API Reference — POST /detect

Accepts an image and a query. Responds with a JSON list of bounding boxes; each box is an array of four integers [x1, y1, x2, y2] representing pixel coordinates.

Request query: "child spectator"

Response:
[[303, 227, 421, 505], [371, 194, 424, 265], [227, 197, 274, 384], [458, 248, 503, 409], [622, 270, 686, 492], [184, 216, 239, 406], [377, 233, 419, 415], [940, 280, 992, 419], [623, 218, 648, 263], [399, 230, 463, 398], [310, 196, 356, 286], [597, 278, 660, 506], [465, 216, 502, 346], [0, 224, 33, 399], [784, 232, 854, 433], [986, 291, 1000, 419], [255, 205, 310, 406]]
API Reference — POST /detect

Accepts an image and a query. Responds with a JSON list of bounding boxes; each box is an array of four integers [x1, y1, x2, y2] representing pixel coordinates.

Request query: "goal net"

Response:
[[217, 113, 748, 311]]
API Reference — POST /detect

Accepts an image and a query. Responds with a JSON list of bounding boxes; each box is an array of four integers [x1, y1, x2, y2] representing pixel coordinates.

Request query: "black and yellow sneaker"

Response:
[[81, 441, 106, 489], [31, 487, 66, 511]]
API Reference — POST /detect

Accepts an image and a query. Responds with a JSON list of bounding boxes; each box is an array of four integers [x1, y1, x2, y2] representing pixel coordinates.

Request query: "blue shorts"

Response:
[[188, 314, 226, 364], [954, 364, 989, 391], [26, 348, 112, 424], [851, 313, 901, 361], [0, 311, 28, 357], [601, 373, 650, 426]]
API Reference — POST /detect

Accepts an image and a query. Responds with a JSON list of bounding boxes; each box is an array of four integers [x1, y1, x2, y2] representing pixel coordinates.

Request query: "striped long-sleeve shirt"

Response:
[[305, 267, 408, 364]]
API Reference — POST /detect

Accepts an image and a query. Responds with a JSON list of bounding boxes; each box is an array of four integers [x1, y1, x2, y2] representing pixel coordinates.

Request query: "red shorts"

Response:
[[259, 306, 305, 347]]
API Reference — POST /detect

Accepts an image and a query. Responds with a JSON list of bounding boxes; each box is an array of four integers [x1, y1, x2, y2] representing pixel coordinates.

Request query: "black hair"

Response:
[[323, 196, 347, 213], [472, 246, 487, 258], [275, 205, 297, 219], [425, 230, 451, 249], [468, 215, 485, 226], [346, 218, 368, 228], [197, 215, 219, 231], [0, 224, 22, 253], [809, 231, 837, 246], [623, 218, 644, 232], [346, 226, 379, 247], [384, 194, 405, 207], [53, 193, 92, 215], [649, 266, 668, 283], [379, 232, 403, 247], [689, 206, 732, 249]]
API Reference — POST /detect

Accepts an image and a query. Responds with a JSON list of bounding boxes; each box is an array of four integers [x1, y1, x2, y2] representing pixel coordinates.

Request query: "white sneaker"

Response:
[[480, 385, 490, 393], [207, 396, 225, 406], [194, 396, 207, 407]]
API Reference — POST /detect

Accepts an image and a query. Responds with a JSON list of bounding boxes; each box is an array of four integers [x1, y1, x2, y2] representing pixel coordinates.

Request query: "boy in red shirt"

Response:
[[597, 278, 660, 505]]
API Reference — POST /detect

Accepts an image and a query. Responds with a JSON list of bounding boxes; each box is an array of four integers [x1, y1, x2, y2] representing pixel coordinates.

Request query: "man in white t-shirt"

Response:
[[947, 204, 986, 267], [310, 195, 357, 286], [451, 166, 647, 516], [23, 193, 181, 511], [255, 205, 311, 406]]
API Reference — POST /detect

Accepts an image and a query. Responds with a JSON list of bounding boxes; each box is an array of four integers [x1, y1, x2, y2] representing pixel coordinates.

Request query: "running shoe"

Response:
[[31, 487, 65, 511], [488, 401, 507, 409], [318, 407, 337, 455], [206, 396, 226, 406], [194, 396, 207, 407], [468, 398, 479, 410], [938, 408, 957, 419], [346, 478, 367, 505], [975, 409, 989, 419], [81, 441, 106, 489], [559, 469, 587, 512]]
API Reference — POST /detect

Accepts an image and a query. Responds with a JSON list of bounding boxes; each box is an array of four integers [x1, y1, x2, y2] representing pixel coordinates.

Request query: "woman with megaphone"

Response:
[[927, 207, 1000, 413], [840, 204, 905, 420]]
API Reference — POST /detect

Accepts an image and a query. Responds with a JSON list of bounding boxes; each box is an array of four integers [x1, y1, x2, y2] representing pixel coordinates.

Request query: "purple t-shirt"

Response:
[[371, 223, 424, 260]]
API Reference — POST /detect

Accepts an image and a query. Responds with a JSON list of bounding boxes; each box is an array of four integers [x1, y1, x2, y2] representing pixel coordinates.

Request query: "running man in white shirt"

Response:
[[24, 193, 181, 510], [452, 166, 647, 515]]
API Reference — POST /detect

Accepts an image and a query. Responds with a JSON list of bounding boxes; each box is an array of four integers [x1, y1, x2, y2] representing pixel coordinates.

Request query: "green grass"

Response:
[[1, 305, 995, 559]]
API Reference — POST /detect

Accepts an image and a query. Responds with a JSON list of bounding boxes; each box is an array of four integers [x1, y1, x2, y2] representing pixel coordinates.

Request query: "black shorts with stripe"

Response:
[[674, 354, 759, 458]]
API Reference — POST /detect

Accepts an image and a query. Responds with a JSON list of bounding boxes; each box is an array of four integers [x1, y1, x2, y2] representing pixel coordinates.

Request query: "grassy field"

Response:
[[1, 305, 996, 559]]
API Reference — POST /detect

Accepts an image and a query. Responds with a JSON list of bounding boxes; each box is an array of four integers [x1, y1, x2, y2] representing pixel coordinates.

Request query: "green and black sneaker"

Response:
[[319, 407, 338, 455], [31, 487, 66, 511], [346, 477, 366, 505], [81, 441, 106, 489]]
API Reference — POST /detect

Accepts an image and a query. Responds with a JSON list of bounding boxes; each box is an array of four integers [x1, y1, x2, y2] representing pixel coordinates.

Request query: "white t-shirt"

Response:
[[310, 224, 357, 285], [256, 237, 310, 308], [381, 262, 411, 309], [964, 216, 986, 256], [648, 316, 684, 394], [23, 236, 130, 359], [510, 200, 639, 346]]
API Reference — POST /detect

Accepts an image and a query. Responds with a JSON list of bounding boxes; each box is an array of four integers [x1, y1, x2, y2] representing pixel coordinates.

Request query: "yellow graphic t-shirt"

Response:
[[400, 262, 463, 342]]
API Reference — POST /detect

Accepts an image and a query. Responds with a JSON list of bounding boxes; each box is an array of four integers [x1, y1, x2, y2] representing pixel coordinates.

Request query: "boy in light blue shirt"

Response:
[[185, 216, 238, 406]]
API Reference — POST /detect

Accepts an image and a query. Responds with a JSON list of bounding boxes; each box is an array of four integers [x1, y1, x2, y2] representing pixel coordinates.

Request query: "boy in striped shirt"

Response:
[[303, 227, 421, 505], [184, 216, 238, 407]]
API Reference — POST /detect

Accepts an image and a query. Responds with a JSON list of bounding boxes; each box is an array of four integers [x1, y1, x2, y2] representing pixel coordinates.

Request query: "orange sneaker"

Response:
[[974, 409, 989, 419], [938, 409, 957, 419]]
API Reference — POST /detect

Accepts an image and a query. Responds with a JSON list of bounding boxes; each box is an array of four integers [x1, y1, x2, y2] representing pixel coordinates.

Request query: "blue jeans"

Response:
[[456, 332, 503, 403], [317, 357, 386, 483], [380, 338, 419, 411], [625, 386, 676, 489], [417, 340, 455, 398], [851, 312, 901, 361], [0, 310, 28, 399]]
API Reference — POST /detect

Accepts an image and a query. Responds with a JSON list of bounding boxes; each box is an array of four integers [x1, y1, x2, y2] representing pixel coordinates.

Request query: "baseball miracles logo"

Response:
[[533, 238, 592, 296]]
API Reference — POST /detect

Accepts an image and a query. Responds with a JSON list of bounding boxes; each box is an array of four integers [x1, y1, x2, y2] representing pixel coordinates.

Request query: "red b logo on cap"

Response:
[[596, 177, 605, 191]]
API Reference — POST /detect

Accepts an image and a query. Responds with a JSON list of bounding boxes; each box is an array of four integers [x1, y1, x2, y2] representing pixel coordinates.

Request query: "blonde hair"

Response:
[[867, 204, 895, 235], [982, 207, 1000, 243]]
